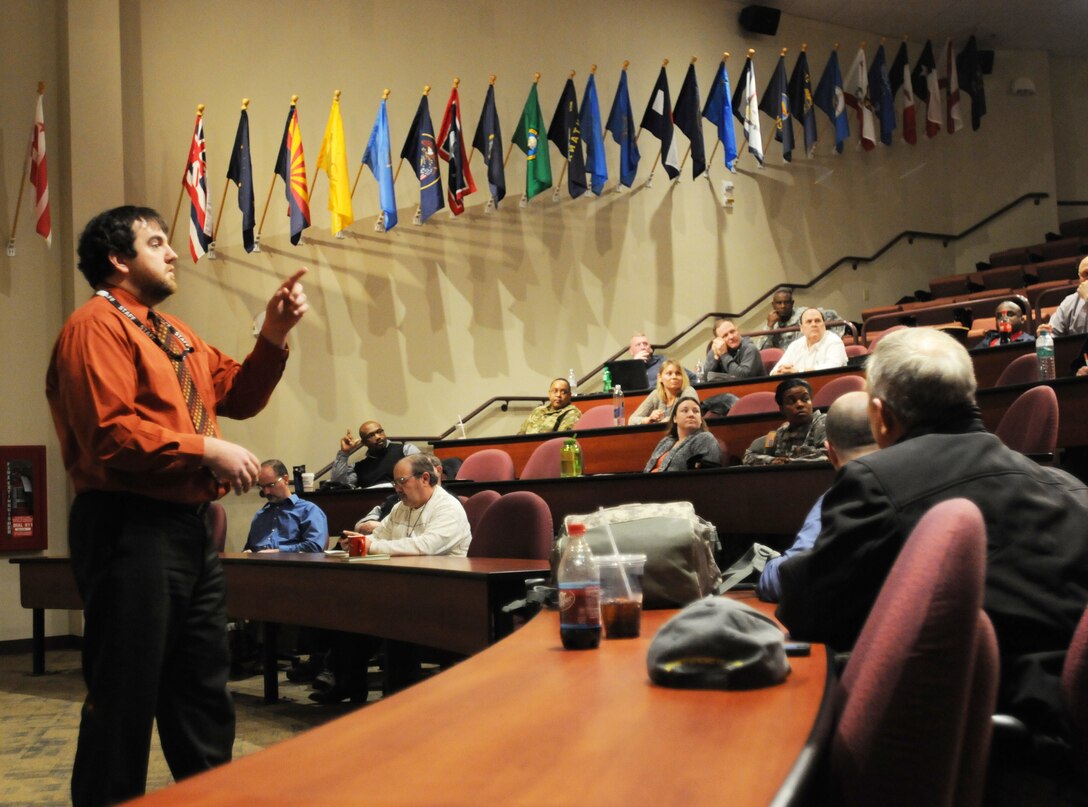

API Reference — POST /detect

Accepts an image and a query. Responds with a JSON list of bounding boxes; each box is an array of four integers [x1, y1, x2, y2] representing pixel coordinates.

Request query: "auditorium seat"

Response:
[[1061, 604, 1088, 767], [865, 323, 909, 348], [812, 375, 866, 408], [828, 498, 997, 807], [759, 348, 783, 374], [976, 264, 1030, 290], [575, 404, 617, 430], [930, 274, 971, 298], [994, 353, 1041, 387], [456, 448, 515, 482], [987, 246, 1032, 268], [467, 491, 553, 559], [519, 437, 566, 479], [460, 489, 501, 536], [995, 386, 1058, 457], [1031, 255, 1081, 284], [1059, 216, 1088, 239], [725, 391, 778, 417], [1032, 236, 1088, 263], [844, 344, 869, 359]]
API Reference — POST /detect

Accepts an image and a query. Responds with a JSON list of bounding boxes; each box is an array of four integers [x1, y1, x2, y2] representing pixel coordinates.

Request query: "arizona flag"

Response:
[[30, 93, 51, 246], [273, 103, 311, 245], [844, 47, 876, 151], [437, 85, 477, 214], [943, 39, 963, 134], [182, 112, 211, 260]]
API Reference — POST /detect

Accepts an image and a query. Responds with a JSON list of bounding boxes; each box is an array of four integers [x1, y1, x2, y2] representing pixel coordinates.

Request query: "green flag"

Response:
[[511, 83, 552, 200]]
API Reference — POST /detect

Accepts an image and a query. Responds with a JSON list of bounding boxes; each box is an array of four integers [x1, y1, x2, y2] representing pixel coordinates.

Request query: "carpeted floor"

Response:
[[0, 649, 376, 806]]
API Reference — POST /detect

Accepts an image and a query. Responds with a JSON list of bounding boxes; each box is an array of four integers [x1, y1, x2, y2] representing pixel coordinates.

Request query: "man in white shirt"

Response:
[[1048, 256, 1088, 337]]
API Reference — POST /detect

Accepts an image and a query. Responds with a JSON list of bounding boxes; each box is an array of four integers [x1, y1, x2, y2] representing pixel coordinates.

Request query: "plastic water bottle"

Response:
[[602, 366, 613, 393], [567, 368, 578, 398], [695, 360, 705, 384], [1036, 326, 1056, 380], [558, 522, 601, 650], [612, 385, 625, 426]]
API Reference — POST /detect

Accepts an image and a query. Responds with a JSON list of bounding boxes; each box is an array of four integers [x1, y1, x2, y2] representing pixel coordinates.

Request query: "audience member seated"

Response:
[[628, 332, 695, 388], [244, 459, 328, 553], [350, 455, 444, 535], [775, 328, 1088, 755], [742, 378, 829, 465], [756, 392, 877, 601], [756, 287, 842, 350], [1047, 256, 1088, 337], [770, 307, 849, 375], [517, 377, 580, 434], [330, 420, 419, 488], [971, 299, 1035, 351], [642, 392, 722, 472], [628, 359, 692, 425], [704, 318, 763, 381]]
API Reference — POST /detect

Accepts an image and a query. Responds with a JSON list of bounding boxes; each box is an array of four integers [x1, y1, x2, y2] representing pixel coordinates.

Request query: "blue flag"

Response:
[[605, 68, 641, 188], [580, 73, 608, 195], [814, 50, 850, 154], [674, 62, 706, 179], [788, 51, 818, 158], [400, 94, 444, 222], [226, 108, 255, 252], [362, 99, 398, 231], [759, 54, 794, 162], [868, 44, 896, 145], [472, 84, 506, 205], [702, 59, 738, 171]]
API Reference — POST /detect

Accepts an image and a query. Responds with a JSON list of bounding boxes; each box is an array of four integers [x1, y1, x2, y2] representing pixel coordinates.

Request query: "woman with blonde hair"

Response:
[[628, 359, 693, 425]]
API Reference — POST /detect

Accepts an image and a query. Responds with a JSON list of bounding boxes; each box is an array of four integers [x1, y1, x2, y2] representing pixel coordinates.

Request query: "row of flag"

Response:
[[7, 84, 51, 253]]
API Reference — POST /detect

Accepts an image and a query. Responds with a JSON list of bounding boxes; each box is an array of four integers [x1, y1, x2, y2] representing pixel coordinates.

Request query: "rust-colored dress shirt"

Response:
[[46, 286, 288, 503]]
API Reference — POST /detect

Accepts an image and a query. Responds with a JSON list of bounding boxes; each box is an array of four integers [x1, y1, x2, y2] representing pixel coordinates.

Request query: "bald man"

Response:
[[330, 419, 419, 488]]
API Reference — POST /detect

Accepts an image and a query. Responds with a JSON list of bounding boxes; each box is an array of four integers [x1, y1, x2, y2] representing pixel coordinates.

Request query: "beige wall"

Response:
[[0, 0, 1077, 642]]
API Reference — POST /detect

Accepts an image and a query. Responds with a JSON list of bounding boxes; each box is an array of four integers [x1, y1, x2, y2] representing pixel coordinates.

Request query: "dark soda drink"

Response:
[[602, 599, 641, 639]]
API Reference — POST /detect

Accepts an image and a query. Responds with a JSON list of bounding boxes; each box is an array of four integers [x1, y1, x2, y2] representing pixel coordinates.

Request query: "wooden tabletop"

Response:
[[130, 592, 831, 806]]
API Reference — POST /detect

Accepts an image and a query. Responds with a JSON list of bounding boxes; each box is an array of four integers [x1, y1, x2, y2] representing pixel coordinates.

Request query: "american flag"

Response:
[[182, 112, 211, 261], [30, 93, 51, 246]]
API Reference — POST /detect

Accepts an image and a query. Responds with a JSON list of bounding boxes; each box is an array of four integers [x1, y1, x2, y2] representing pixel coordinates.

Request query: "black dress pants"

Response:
[[68, 492, 235, 807]]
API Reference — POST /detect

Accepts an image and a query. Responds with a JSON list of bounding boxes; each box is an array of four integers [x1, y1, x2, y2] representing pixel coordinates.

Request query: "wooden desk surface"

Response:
[[130, 593, 832, 807]]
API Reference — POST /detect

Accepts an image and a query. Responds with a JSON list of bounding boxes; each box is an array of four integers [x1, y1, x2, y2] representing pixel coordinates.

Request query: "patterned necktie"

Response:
[[149, 310, 218, 437]]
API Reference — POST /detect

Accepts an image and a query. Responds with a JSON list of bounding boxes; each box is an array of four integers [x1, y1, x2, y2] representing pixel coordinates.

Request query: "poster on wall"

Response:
[[1, 446, 47, 552]]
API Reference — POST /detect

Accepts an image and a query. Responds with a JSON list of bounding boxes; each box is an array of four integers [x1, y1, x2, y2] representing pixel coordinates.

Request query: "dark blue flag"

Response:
[[605, 68, 641, 187], [472, 83, 506, 205], [702, 59, 738, 171], [759, 54, 793, 162], [814, 50, 850, 153], [579, 73, 608, 195], [640, 66, 681, 179], [674, 62, 706, 179], [400, 94, 444, 222], [957, 35, 987, 131], [226, 108, 255, 252], [868, 44, 896, 145], [788, 50, 817, 157], [548, 78, 587, 198]]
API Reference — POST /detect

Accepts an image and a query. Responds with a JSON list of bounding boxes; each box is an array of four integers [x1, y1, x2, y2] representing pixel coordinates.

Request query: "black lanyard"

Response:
[[96, 289, 194, 360]]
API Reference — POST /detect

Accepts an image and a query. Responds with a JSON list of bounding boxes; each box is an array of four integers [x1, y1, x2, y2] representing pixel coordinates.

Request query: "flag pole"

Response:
[[7, 81, 45, 255], [505, 72, 538, 168], [170, 103, 204, 242], [352, 88, 390, 199], [760, 48, 788, 158], [707, 53, 729, 167], [552, 70, 576, 201], [309, 89, 338, 199], [395, 84, 429, 183], [212, 98, 248, 242], [466, 74, 496, 168], [676, 56, 697, 176], [258, 94, 298, 238]]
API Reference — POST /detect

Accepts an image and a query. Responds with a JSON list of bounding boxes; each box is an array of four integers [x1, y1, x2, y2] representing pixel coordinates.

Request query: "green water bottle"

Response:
[[602, 366, 613, 393]]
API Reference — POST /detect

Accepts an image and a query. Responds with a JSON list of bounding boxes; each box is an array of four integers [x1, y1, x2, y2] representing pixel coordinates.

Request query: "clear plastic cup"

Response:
[[596, 553, 646, 639]]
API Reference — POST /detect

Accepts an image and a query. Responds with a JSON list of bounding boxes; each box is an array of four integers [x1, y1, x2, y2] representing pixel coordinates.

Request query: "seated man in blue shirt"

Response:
[[244, 459, 328, 553], [757, 391, 877, 601]]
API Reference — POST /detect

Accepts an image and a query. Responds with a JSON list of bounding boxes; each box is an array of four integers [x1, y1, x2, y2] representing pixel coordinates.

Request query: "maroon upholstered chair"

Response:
[[844, 343, 869, 359], [205, 501, 227, 552], [467, 491, 554, 559], [1061, 604, 1088, 767], [519, 437, 566, 479], [575, 404, 616, 430], [828, 498, 997, 807], [759, 347, 783, 374], [812, 374, 867, 408], [461, 489, 501, 536], [456, 448, 515, 482], [994, 353, 1041, 387], [865, 323, 909, 348], [995, 385, 1059, 456], [725, 391, 778, 417]]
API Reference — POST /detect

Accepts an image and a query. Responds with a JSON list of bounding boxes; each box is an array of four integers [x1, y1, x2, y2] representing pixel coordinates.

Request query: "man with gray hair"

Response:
[[756, 391, 877, 601], [776, 328, 1088, 745]]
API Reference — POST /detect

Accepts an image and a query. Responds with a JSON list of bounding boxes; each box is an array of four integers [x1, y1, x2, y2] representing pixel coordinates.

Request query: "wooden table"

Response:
[[11, 553, 550, 701], [129, 593, 833, 807]]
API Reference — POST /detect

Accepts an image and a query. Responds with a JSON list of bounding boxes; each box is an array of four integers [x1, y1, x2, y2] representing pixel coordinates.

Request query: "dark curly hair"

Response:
[[76, 206, 168, 288]]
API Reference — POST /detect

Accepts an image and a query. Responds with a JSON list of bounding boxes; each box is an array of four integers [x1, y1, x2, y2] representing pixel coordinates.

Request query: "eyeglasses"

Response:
[[258, 478, 283, 491], [394, 473, 421, 487]]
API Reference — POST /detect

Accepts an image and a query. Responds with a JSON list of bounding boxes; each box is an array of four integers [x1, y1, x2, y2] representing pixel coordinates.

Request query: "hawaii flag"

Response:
[[182, 112, 211, 260], [30, 92, 51, 245]]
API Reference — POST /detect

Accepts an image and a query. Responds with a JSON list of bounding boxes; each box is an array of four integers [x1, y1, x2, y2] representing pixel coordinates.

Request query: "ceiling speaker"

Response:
[[739, 5, 781, 36]]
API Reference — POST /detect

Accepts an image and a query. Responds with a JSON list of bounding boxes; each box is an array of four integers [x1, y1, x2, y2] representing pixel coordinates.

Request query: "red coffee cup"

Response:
[[349, 535, 367, 557]]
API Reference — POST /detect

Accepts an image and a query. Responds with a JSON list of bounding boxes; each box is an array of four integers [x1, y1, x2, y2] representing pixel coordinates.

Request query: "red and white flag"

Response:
[[943, 39, 963, 134], [844, 47, 876, 151], [30, 94, 51, 246], [900, 59, 917, 145], [182, 113, 211, 261]]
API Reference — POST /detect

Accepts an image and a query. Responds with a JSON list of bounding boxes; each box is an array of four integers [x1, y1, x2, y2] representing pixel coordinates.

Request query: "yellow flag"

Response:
[[316, 97, 354, 235]]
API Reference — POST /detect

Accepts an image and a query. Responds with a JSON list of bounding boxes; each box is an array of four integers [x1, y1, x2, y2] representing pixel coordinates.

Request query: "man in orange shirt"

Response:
[[46, 206, 309, 807]]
